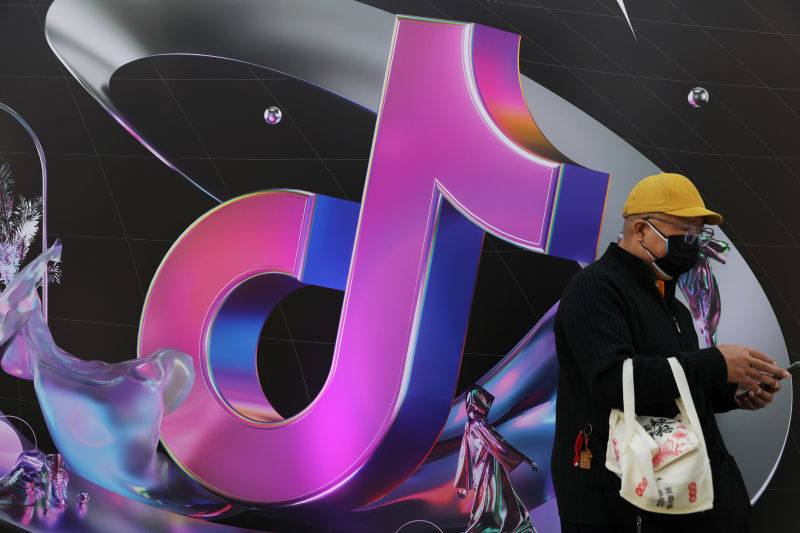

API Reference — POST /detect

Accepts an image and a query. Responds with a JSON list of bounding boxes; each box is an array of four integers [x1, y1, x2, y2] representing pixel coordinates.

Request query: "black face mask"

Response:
[[641, 224, 700, 279]]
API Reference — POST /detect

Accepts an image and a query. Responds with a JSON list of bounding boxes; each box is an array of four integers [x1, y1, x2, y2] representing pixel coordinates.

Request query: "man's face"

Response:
[[641, 213, 704, 259]]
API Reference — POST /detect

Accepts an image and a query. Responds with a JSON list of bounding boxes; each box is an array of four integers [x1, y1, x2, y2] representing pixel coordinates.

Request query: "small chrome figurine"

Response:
[[454, 385, 538, 533], [678, 238, 729, 347], [46, 454, 69, 508]]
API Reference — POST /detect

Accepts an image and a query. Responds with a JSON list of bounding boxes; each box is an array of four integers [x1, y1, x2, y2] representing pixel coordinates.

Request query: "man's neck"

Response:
[[617, 237, 639, 258], [617, 238, 671, 282]]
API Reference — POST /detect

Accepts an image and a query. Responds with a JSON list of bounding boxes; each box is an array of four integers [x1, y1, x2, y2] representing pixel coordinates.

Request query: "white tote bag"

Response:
[[605, 358, 713, 514]]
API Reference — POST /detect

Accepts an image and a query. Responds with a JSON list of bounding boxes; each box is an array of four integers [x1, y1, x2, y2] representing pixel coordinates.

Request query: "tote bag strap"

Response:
[[622, 358, 637, 443], [666, 357, 708, 452]]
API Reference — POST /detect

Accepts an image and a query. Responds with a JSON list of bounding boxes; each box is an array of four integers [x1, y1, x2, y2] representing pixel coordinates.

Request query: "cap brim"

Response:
[[664, 206, 722, 225]]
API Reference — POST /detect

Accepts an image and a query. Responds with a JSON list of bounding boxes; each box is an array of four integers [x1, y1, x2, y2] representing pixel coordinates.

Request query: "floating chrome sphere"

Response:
[[688, 87, 709, 108], [264, 106, 282, 125]]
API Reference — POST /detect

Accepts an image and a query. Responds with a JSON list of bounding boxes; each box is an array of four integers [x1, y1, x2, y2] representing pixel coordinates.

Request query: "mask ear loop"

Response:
[[0, 414, 38, 451], [640, 240, 656, 261], [639, 220, 660, 262], [640, 219, 670, 260], [639, 240, 673, 280]]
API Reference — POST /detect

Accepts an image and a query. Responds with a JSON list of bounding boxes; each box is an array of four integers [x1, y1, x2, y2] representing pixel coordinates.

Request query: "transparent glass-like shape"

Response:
[[0, 242, 235, 516]]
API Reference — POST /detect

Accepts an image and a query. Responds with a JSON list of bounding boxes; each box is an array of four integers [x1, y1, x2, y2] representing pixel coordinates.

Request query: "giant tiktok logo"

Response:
[[138, 17, 610, 510]]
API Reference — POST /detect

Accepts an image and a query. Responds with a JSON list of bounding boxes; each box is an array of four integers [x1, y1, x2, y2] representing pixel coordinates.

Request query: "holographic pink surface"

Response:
[[140, 17, 608, 511], [139, 191, 318, 504], [0, 420, 23, 478]]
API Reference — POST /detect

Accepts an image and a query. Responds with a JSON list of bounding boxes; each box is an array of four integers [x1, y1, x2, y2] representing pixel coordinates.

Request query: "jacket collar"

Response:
[[600, 242, 677, 299]]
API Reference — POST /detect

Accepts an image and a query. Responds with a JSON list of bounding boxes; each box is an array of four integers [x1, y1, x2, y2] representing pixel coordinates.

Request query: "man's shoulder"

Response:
[[556, 257, 630, 322], [562, 257, 619, 297]]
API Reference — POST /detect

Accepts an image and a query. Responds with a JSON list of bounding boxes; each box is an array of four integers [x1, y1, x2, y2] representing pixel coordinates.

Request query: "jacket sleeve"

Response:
[[709, 381, 739, 413], [557, 273, 728, 410]]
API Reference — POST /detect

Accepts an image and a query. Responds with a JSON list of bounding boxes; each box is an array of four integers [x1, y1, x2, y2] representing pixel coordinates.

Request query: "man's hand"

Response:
[[717, 345, 788, 389], [734, 380, 780, 411]]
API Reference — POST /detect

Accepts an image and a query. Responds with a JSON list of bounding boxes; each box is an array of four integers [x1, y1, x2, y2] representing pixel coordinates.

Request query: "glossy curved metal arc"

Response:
[[0, 103, 49, 317], [44, 0, 572, 202], [44, 0, 395, 202]]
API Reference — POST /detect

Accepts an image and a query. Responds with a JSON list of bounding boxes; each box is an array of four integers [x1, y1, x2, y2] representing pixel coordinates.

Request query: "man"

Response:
[[551, 172, 789, 533]]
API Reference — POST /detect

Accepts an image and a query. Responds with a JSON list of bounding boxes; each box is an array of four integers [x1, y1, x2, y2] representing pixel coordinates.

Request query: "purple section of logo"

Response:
[[139, 16, 609, 510]]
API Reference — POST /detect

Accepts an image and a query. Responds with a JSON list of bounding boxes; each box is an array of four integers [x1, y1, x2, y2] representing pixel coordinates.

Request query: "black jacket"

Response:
[[551, 242, 752, 532]]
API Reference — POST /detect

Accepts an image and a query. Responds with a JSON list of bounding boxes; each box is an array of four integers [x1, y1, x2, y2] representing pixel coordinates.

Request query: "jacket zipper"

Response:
[[654, 285, 682, 336], [636, 515, 642, 533]]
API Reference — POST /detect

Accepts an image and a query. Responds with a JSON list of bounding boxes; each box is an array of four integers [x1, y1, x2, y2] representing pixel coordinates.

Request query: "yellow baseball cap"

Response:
[[622, 172, 722, 225]]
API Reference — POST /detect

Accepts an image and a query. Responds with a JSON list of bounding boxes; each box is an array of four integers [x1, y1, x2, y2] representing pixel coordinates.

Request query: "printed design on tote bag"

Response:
[[652, 435, 696, 469], [656, 485, 675, 509], [643, 417, 674, 438], [635, 477, 648, 497]]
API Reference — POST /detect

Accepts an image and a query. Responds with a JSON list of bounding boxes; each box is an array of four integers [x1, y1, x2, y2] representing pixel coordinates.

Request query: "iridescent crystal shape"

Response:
[[0, 450, 49, 507], [454, 386, 538, 533], [678, 238, 730, 347], [46, 454, 68, 507], [0, 242, 235, 516]]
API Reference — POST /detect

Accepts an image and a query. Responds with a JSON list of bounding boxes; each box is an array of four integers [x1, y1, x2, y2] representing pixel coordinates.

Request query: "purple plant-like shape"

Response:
[[0, 156, 58, 291]]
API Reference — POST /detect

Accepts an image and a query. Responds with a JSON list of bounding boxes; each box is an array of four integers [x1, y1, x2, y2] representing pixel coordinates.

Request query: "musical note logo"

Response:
[[139, 16, 609, 509]]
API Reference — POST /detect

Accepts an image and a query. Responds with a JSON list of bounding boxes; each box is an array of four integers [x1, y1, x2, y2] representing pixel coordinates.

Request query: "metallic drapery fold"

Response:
[[454, 386, 536, 533], [678, 238, 730, 347]]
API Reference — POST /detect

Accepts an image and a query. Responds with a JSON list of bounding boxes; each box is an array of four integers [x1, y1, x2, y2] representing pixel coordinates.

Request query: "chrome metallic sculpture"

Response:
[[678, 238, 730, 347], [455, 385, 537, 533]]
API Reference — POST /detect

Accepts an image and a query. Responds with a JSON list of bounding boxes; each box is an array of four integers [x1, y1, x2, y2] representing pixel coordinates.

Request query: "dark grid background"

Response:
[[0, 0, 799, 531]]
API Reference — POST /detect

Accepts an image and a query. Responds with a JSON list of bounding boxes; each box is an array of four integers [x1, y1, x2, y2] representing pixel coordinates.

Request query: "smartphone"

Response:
[[735, 361, 800, 401]]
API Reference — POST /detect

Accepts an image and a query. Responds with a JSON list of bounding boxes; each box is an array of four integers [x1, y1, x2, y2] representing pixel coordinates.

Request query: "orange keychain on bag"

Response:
[[573, 424, 593, 470]]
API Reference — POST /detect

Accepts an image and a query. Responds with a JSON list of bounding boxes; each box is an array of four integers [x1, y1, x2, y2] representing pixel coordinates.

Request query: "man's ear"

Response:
[[630, 218, 646, 241]]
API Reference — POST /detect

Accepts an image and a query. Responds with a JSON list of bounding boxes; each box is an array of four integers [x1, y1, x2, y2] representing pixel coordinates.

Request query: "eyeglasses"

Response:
[[643, 216, 714, 245]]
